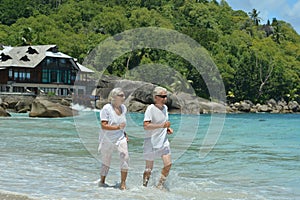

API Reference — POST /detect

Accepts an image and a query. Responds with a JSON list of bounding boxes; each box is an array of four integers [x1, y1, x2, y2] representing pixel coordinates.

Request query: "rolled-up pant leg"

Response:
[[100, 141, 114, 176], [118, 138, 129, 171]]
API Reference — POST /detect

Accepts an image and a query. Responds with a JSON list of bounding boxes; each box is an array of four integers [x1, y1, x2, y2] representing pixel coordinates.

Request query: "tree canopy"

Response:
[[0, 0, 299, 103]]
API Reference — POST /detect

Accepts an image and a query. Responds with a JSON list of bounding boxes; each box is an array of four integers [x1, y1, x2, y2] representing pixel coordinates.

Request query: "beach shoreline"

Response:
[[0, 191, 36, 200]]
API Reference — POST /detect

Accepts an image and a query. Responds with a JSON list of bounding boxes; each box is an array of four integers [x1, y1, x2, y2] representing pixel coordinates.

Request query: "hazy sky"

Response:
[[219, 0, 300, 34]]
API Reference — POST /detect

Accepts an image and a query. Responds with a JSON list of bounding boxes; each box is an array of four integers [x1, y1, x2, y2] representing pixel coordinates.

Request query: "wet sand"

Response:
[[0, 192, 36, 200]]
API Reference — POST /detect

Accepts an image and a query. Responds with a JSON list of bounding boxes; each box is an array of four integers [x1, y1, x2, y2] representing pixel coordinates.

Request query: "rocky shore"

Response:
[[1, 76, 299, 117], [0, 94, 76, 117], [227, 99, 300, 113], [92, 75, 300, 114]]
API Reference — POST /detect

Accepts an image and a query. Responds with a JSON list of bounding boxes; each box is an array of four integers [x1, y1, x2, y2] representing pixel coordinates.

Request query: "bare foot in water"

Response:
[[120, 181, 126, 190]]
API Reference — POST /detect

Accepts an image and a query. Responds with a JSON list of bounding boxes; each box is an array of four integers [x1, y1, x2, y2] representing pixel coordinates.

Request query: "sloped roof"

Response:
[[76, 62, 94, 73], [0, 45, 94, 73], [0, 45, 58, 68]]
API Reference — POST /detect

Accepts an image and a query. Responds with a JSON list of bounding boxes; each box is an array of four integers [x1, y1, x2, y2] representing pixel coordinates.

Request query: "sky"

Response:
[[219, 0, 300, 34]]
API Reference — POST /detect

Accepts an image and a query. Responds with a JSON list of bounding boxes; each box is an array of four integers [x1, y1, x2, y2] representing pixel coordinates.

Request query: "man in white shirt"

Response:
[[143, 86, 173, 189]]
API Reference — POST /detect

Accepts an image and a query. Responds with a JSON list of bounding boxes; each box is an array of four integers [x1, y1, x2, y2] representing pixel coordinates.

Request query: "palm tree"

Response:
[[271, 18, 285, 44], [248, 9, 262, 26]]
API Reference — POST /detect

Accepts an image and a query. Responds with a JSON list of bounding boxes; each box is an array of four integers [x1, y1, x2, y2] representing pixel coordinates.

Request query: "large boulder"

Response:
[[257, 104, 272, 112], [288, 101, 300, 112], [29, 98, 78, 118], [126, 100, 147, 112], [2, 95, 20, 109], [15, 101, 31, 113], [267, 99, 277, 108], [0, 95, 35, 112], [0, 106, 11, 117], [0, 97, 9, 109], [94, 75, 226, 114], [239, 101, 251, 112], [128, 83, 155, 104], [169, 92, 201, 114], [198, 99, 226, 114]]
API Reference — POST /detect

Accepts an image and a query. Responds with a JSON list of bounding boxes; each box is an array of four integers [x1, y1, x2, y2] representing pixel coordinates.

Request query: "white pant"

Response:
[[99, 137, 129, 176]]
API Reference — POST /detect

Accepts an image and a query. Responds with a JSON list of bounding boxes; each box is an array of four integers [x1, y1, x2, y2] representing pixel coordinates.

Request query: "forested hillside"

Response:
[[1, 0, 299, 103]]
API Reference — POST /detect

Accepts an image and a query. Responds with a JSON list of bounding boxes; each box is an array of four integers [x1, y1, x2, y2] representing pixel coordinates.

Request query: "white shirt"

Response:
[[144, 104, 169, 149], [100, 103, 127, 144]]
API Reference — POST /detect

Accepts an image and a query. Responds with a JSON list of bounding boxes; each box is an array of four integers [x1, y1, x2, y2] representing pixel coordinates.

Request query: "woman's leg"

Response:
[[99, 142, 114, 186], [118, 138, 129, 189]]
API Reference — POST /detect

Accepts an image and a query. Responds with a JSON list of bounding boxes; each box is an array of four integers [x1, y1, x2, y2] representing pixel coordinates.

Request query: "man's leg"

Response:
[[143, 160, 154, 187], [157, 154, 172, 189]]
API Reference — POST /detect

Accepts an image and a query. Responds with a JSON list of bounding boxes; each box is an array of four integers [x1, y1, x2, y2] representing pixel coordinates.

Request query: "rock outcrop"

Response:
[[93, 76, 300, 114], [29, 97, 78, 118], [0, 106, 11, 117], [1, 95, 34, 111], [93, 75, 226, 114], [0, 95, 34, 113], [227, 99, 300, 113]]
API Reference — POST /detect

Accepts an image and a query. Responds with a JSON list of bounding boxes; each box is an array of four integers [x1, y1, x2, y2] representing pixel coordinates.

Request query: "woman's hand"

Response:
[[101, 121, 126, 130], [167, 127, 173, 135], [119, 122, 126, 130], [124, 132, 129, 142]]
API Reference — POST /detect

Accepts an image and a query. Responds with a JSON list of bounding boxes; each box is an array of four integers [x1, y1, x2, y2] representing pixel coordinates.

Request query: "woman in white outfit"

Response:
[[98, 88, 129, 190], [143, 86, 173, 189]]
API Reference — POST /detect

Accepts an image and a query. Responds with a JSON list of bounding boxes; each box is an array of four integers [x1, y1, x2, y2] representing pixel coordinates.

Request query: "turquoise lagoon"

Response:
[[0, 110, 299, 200]]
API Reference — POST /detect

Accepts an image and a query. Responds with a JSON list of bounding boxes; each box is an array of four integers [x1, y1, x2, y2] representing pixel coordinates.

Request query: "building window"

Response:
[[9, 69, 13, 78], [51, 70, 57, 82], [19, 70, 25, 80], [59, 59, 66, 64], [42, 69, 49, 83], [46, 57, 56, 67], [60, 70, 66, 83], [14, 71, 18, 80], [26, 72, 30, 80], [71, 70, 77, 82]]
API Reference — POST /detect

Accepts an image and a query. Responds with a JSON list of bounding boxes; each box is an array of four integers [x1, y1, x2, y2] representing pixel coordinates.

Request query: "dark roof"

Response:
[[0, 45, 93, 73]]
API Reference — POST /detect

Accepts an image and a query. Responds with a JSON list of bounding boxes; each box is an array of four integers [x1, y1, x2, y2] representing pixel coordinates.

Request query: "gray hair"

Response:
[[153, 86, 167, 99], [108, 87, 124, 102]]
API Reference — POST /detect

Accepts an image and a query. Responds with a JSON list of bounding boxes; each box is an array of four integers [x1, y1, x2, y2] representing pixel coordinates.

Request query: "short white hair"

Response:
[[153, 86, 167, 99], [108, 87, 124, 102]]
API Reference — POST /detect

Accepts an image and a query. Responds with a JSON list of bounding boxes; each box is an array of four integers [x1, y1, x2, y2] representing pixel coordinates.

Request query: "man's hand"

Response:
[[163, 121, 171, 128]]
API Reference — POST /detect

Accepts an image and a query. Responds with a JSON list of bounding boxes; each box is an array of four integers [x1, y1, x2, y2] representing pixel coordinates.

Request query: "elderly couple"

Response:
[[98, 86, 173, 190]]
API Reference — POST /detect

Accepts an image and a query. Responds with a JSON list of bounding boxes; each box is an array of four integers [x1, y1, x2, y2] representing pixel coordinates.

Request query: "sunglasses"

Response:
[[156, 95, 168, 98], [117, 94, 125, 97]]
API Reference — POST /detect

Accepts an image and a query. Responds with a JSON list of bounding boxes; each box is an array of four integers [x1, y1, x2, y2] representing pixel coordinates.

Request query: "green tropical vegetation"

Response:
[[0, 0, 299, 103]]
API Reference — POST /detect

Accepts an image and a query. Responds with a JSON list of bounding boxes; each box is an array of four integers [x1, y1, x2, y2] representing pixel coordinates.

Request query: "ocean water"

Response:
[[0, 110, 299, 200]]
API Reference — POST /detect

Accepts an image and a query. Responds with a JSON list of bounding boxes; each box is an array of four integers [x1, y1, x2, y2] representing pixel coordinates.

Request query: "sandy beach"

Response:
[[0, 191, 36, 200]]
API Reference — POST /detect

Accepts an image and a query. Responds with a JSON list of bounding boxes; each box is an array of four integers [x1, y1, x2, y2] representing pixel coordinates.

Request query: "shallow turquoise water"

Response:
[[0, 112, 299, 199]]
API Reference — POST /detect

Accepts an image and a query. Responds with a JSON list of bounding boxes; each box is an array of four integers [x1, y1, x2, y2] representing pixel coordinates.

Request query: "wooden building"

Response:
[[0, 45, 94, 96]]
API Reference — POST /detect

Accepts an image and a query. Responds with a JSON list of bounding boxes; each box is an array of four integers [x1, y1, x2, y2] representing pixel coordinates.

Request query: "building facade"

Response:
[[0, 45, 94, 96]]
